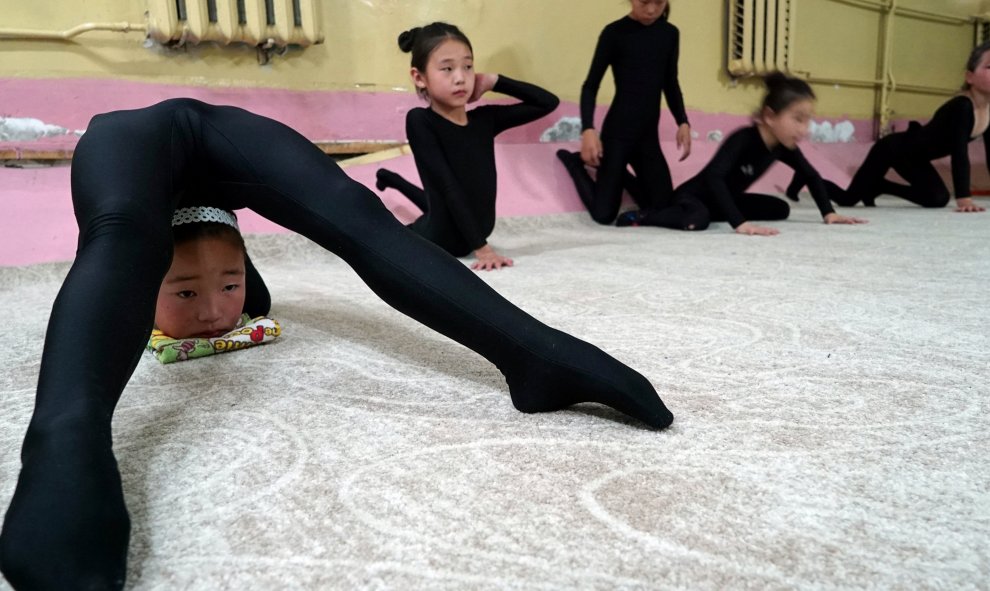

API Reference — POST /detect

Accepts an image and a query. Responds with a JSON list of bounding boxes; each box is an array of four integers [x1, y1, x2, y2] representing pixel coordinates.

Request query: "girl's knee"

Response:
[[684, 214, 710, 231], [773, 201, 791, 220], [928, 190, 951, 208]]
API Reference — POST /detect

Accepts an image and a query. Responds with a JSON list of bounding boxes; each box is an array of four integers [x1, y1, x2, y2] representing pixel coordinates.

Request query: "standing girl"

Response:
[[556, 0, 691, 224], [785, 41, 990, 212], [617, 73, 867, 234], [375, 22, 560, 271]]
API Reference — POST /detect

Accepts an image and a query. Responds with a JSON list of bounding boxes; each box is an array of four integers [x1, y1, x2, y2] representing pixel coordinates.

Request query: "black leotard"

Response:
[[559, 16, 689, 224], [788, 95, 990, 207], [0, 99, 671, 590], [634, 125, 835, 230], [581, 16, 688, 139], [376, 76, 559, 257]]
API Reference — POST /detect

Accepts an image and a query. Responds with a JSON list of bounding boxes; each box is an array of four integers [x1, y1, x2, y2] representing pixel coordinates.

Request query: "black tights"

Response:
[[786, 133, 951, 208], [639, 191, 790, 230], [557, 135, 674, 224], [374, 168, 475, 257], [0, 100, 672, 590]]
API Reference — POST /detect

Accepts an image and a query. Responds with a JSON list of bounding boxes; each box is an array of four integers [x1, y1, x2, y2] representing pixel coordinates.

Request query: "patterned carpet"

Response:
[[1, 200, 988, 590]]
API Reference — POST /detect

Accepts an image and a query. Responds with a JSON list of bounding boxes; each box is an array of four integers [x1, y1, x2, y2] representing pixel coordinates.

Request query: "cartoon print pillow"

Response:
[[147, 314, 281, 364]]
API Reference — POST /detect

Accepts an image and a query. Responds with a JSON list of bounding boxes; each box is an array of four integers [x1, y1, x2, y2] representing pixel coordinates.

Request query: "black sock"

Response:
[[503, 328, 674, 429], [1, 419, 130, 590]]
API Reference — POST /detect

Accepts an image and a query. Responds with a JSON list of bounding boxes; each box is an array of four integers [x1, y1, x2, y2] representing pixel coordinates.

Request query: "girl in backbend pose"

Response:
[[556, 0, 692, 225], [616, 73, 868, 235], [374, 22, 560, 271], [785, 41, 990, 213], [0, 99, 672, 590]]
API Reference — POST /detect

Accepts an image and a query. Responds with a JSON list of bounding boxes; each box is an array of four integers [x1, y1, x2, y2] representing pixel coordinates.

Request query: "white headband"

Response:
[[171, 206, 240, 231]]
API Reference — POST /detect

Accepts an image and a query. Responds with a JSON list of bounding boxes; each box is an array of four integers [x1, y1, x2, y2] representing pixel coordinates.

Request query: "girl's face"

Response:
[[155, 237, 246, 339], [965, 50, 990, 96], [411, 39, 475, 109], [763, 98, 815, 149], [629, 0, 668, 25]]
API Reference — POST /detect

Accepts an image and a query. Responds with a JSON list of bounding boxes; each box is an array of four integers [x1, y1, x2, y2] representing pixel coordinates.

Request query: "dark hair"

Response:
[[963, 40, 990, 90], [761, 72, 816, 114], [627, 0, 671, 20], [398, 22, 473, 98], [172, 222, 246, 255]]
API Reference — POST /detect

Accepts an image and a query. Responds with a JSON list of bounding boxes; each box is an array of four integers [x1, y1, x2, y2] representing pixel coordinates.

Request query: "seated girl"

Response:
[[617, 73, 867, 235], [785, 41, 990, 212], [375, 22, 560, 270]]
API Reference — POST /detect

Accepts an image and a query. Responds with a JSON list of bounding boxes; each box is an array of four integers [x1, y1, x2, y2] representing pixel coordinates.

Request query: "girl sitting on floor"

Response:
[[785, 41, 990, 212], [617, 73, 868, 235], [375, 22, 560, 271]]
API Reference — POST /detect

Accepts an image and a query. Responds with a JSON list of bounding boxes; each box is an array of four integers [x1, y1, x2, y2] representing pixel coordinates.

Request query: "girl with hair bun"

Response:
[[616, 72, 868, 234], [375, 22, 560, 270], [786, 41, 990, 212]]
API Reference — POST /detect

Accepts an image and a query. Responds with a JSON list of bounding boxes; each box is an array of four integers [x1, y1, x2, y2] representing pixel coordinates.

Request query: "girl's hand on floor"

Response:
[[469, 73, 499, 103], [472, 245, 514, 271], [824, 212, 869, 224], [676, 123, 692, 161], [580, 129, 604, 167], [735, 222, 779, 236], [955, 197, 986, 213]]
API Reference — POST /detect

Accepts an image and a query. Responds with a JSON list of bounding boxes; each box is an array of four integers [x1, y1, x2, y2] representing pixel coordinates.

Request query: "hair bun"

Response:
[[397, 28, 419, 53], [763, 71, 789, 89]]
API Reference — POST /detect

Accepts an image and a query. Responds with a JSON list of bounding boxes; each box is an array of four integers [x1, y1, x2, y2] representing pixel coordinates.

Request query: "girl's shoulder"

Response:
[[723, 124, 760, 143], [406, 106, 433, 121], [935, 94, 973, 118]]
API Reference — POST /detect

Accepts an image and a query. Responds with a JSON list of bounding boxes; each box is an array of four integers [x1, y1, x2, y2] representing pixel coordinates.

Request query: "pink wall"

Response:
[[2, 78, 987, 266]]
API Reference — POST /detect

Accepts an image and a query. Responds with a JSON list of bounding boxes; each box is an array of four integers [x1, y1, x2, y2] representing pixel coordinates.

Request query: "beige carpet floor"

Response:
[[1, 199, 988, 590]]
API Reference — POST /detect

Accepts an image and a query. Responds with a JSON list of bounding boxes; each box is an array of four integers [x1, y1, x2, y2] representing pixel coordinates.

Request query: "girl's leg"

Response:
[[786, 174, 858, 207], [375, 168, 428, 213], [785, 171, 806, 202], [628, 138, 674, 211], [244, 253, 272, 317], [889, 160, 951, 208], [1, 106, 180, 590], [556, 140, 633, 224], [195, 103, 672, 428], [737, 193, 791, 221], [844, 135, 900, 206], [629, 192, 711, 231]]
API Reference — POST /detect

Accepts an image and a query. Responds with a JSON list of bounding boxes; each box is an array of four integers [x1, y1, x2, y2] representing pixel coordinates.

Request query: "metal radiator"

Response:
[[727, 0, 793, 76], [146, 0, 324, 47]]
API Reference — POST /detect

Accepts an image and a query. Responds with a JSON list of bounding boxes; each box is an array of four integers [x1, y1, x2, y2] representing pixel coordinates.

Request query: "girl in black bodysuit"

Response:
[[617, 74, 868, 235], [785, 41, 990, 213], [0, 99, 672, 591], [556, 0, 692, 224], [374, 22, 560, 271]]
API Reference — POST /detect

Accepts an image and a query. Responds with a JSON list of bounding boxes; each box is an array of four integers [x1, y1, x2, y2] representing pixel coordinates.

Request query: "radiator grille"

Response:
[[727, 0, 793, 76], [147, 0, 323, 47]]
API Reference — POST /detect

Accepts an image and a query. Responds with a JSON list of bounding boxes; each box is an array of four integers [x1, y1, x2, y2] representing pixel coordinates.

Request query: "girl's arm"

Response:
[[580, 28, 613, 133], [663, 27, 690, 129], [406, 110, 488, 250], [484, 75, 561, 135], [929, 97, 974, 202], [664, 26, 691, 161], [958, 126, 990, 212], [701, 129, 752, 231], [579, 28, 613, 166]]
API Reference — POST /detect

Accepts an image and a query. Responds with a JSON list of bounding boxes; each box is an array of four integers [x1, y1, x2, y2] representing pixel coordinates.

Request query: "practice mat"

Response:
[[1, 200, 988, 590]]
